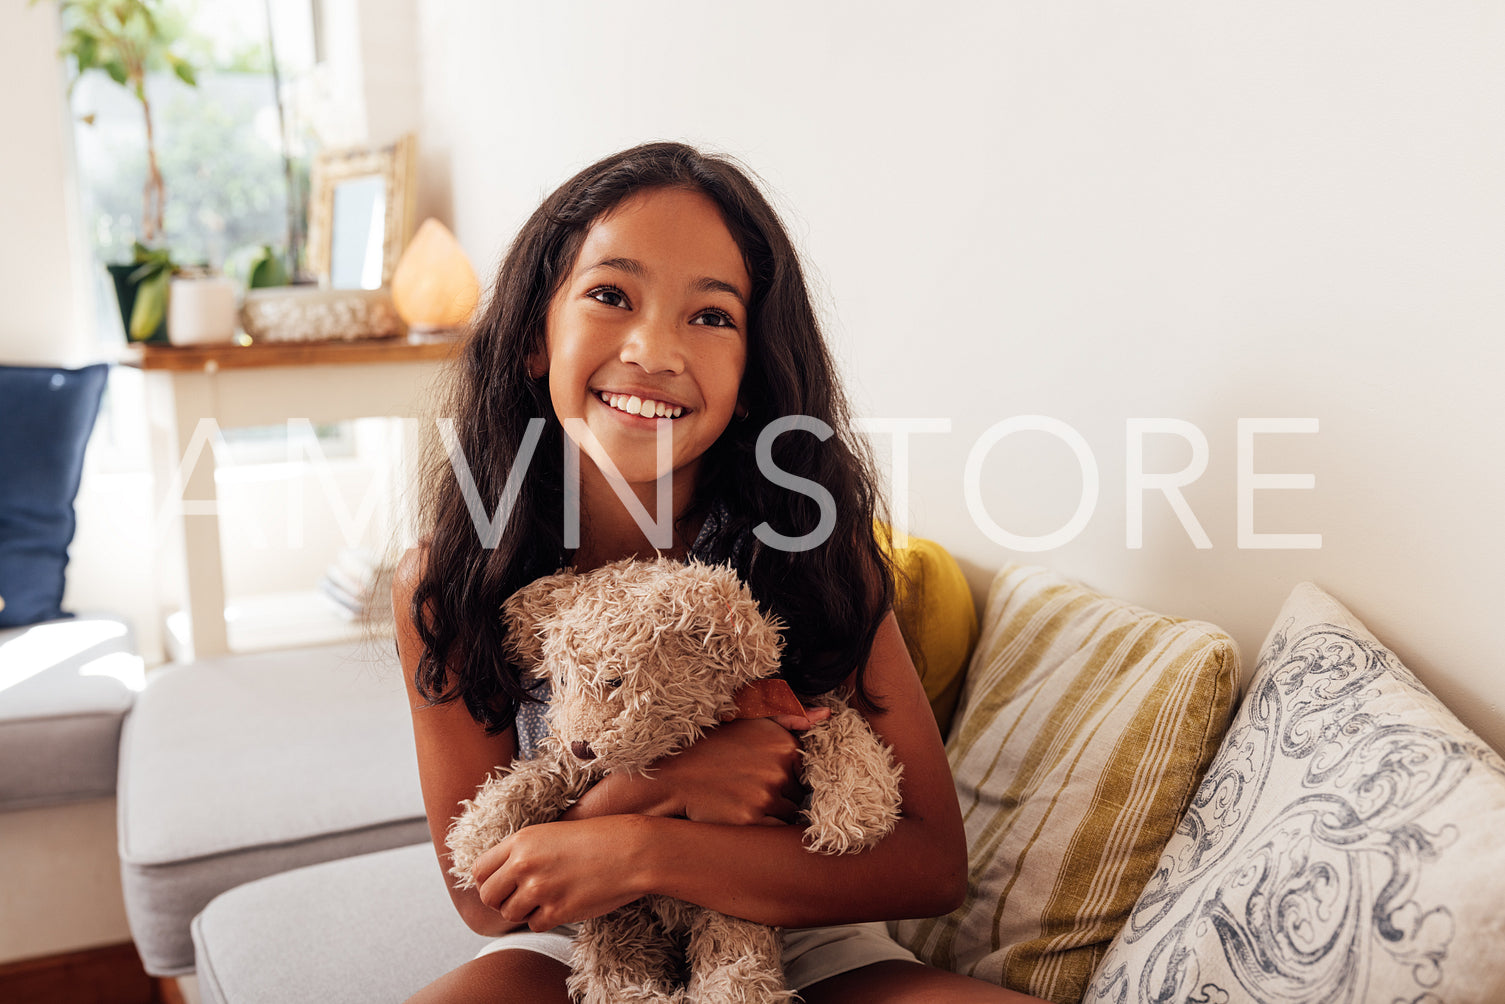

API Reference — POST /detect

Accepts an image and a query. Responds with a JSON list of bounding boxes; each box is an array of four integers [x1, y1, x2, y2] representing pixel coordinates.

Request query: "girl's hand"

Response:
[[559, 708, 832, 826], [472, 816, 651, 931], [769, 705, 833, 733], [653, 713, 828, 826]]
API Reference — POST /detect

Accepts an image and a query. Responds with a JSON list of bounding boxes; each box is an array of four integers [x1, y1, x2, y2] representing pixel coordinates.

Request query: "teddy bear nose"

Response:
[[570, 740, 596, 761]]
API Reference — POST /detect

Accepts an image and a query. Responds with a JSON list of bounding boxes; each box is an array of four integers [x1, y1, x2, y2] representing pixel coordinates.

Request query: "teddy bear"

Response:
[[445, 556, 905, 1004]]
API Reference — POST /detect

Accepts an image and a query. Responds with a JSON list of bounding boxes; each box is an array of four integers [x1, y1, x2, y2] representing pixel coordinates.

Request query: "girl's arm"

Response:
[[395, 547, 816, 935], [560, 709, 828, 826], [395, 547, 522, 936], [471, 611, 969, 932]]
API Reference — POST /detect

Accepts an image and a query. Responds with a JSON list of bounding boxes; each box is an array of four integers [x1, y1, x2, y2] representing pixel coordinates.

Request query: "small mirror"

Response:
[[330, 175, 387, 288], [306, 135, 415, 289]]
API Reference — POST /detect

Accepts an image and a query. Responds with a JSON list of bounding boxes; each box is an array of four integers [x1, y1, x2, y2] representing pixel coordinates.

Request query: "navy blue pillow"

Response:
[[0, 363, 109, 628]]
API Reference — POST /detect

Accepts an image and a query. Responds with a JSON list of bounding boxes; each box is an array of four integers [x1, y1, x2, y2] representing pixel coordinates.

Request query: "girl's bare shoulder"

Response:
[[391, 543, 432, 621]]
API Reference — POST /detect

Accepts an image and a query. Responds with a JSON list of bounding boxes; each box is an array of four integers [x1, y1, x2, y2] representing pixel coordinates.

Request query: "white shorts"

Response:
[[475, 920, 917, 991]]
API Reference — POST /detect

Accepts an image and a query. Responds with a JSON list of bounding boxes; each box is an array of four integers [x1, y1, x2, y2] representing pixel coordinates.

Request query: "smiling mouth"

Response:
[[595, 391, 686, 419]]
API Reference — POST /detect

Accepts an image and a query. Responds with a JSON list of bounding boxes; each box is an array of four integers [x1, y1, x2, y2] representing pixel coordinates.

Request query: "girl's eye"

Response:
[[586, 285, 628, 308], [692, 309, 736, 329]]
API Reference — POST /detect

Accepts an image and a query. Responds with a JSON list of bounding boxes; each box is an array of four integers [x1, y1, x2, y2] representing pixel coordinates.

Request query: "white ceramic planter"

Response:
[[167, 274, 238, 345]]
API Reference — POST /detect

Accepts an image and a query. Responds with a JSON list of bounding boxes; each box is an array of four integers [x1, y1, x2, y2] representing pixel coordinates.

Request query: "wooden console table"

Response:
[[123, 338, 458, 660]]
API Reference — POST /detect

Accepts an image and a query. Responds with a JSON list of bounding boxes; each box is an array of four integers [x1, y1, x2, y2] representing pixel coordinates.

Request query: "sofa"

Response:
[[0, 611, 143, 972], [124, 551, 1505, 1003], [0, 365, 127, 817], [0, 615, 138, 815], [115, 640, 432, 977], [0, 362, 148, 965]]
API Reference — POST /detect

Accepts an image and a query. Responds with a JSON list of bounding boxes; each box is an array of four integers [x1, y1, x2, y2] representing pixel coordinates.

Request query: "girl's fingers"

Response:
[[497, 888, 537, 924], [772, 706, 832, 731], [477, 869, 517, 912], [769, 796, 802, 823], [470, 839, 511, 883]]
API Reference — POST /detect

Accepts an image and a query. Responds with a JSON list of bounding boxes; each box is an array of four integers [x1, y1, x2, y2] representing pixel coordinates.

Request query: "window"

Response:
[[69, 0, 319, 337], [64, 0, 347, 464]]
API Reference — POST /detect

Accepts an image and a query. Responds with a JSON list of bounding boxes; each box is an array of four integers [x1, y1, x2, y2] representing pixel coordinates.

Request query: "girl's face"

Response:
[[538, 187, 750, 489]]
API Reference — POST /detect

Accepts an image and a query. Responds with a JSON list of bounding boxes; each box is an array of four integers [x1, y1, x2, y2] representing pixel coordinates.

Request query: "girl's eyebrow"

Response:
[[584, 256, 645, 278], [583, 256, 747, 306], [690, 275, 747, 306]]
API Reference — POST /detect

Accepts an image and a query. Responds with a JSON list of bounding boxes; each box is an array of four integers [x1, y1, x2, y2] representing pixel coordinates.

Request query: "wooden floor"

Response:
[[0, 943, 180, 1004]]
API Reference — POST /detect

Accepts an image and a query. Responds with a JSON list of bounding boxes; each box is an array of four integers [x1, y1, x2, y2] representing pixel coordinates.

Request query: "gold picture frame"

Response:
[[305, 134, 416, 289]]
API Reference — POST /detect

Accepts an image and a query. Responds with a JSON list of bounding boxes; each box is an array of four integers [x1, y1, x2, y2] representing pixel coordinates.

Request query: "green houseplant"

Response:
[[36, 0, 201, 340]]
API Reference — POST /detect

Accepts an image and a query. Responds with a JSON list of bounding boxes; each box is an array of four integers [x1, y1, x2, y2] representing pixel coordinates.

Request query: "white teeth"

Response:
[[598, 392, 684, 419]]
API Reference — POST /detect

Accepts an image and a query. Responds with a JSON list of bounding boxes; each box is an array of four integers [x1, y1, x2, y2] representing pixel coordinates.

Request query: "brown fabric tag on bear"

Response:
[[729, 678, 806, 720]]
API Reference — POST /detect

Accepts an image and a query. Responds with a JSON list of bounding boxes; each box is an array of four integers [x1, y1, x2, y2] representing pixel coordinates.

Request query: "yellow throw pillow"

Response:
[[882, 528, 979, 736], [892, 564, 1240, 1004]]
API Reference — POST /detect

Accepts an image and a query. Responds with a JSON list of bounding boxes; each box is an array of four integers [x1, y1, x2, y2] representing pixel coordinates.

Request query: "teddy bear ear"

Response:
[[501, 568, 577, 671]]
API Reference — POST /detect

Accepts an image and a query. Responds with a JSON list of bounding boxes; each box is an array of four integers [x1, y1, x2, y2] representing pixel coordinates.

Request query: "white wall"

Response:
[[310, 0, 421, 148], [1, 3, 92, 366], [414, 1, 1505, 753]]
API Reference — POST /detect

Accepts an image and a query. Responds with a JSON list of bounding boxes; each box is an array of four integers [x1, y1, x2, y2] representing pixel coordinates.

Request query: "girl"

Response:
[[396, 142, 1043, 1003]]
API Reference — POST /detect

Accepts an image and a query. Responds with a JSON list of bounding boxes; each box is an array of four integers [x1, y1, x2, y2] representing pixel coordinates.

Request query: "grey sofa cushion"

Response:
[[117, 641, 430, 976], [193, 842, 491, 1004], [0, 614, 137, 810]]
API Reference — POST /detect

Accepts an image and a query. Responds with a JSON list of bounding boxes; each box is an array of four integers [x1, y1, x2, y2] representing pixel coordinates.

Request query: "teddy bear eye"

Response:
[[605, 677, 623, 688]]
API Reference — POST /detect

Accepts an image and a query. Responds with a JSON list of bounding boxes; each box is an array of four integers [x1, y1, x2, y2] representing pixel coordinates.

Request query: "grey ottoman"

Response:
[[0, 614, 136, 810], [193, 842, 491, 1003], [117, 640, 431, 975]]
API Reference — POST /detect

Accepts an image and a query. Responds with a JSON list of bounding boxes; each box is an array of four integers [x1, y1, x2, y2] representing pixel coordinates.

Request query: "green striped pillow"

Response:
[[892, 564, 1239, 1003]]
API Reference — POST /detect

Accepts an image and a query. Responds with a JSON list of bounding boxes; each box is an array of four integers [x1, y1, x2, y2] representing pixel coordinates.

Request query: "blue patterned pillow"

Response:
[[1085, 582, 1505, 1004], [0, 363, 108, 627]]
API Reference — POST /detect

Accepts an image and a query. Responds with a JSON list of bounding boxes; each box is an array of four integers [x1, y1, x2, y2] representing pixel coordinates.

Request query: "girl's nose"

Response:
[[619, 316, 685, 374]]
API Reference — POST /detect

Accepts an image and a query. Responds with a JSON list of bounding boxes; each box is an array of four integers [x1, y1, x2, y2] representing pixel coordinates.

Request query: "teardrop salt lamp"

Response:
[[391, 218, 481, 335]]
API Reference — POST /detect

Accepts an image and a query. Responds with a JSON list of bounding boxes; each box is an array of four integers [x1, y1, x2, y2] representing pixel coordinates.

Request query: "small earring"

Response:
[[524, 341, 548, 380], [734, 402, 749, 420]]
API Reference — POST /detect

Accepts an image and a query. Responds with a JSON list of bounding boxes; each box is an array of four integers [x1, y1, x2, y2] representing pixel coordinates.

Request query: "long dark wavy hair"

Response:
[[410, 141, 893, 734]]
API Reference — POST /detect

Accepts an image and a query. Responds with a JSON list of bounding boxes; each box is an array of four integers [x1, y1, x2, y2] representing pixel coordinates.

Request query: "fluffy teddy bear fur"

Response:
[[445, 557, 905, 1004]]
